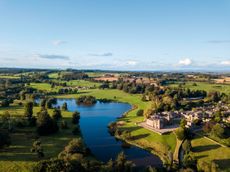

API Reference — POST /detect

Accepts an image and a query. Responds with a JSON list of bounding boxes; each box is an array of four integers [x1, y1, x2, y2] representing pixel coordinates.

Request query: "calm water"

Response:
[[53, 98, 163, 167]]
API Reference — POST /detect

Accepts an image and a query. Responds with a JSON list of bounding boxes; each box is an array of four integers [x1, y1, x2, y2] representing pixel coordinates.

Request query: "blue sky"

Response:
[[0, 0, 230, 70]]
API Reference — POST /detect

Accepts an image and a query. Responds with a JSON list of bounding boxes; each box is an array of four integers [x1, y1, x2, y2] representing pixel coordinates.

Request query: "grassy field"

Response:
[[30, 80, 100, 92], [191, 132, 230, 171], [0, 103, 79, 172], [169, 81, 230, 94], [29, 83, 61, 92], [48, 72, 59, 79], [66, 80, 100, 87], [57, 89, 177, 163], [0, 75, 20, 79]]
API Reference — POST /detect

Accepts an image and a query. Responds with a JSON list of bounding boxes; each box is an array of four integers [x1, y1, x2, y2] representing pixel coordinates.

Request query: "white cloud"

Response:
[[52, 40, 66, 46], [126, 60, 138, 65], [220, 60, 230, 65], [178, 58, 192, 66]]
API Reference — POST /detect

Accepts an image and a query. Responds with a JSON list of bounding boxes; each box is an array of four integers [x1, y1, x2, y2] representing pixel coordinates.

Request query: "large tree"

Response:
[[36, 110, 59, 135], [24, 101, 33, 120]]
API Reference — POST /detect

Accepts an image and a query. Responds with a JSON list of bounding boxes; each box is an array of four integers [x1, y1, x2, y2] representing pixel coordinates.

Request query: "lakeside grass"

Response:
[[169, 81, 230, 94]]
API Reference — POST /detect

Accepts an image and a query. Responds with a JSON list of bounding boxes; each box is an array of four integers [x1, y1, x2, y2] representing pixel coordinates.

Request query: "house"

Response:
[[146, 112, 172, 129]]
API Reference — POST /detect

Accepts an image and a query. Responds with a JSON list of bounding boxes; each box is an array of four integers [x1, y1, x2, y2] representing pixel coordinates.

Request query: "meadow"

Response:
[[169, 81, 230, 94]]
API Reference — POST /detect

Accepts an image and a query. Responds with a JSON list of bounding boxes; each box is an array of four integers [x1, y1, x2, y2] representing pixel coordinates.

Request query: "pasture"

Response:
[[169, 81, 230, 94]]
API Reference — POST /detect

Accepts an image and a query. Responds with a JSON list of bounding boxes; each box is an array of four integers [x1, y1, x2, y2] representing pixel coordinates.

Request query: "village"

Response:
[[141, 102, 230, 135]]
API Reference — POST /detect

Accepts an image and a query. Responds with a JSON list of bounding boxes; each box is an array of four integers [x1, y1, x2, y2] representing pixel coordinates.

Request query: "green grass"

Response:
[[0, 75, 20, 79], [48, 72, 59, 79], [169, 81, 230, 94], [29, 83, 61, 92], [0, 104, 79, 172], [66, 80, 100, 87], [191, 132, 230, 171], [85, 72, 104, 77], [29, 80, 100, 92]]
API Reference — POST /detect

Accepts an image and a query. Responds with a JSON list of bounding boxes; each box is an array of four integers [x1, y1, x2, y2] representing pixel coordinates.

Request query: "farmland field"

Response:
[[169, 81, 230, 94]]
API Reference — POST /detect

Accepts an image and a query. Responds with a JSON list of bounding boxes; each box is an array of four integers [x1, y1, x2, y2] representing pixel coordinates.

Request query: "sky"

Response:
[[0, 0, 230, 71]]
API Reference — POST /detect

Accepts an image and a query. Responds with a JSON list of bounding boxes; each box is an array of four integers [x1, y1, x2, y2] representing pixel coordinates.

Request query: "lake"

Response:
[[53, 98, 163, 168]]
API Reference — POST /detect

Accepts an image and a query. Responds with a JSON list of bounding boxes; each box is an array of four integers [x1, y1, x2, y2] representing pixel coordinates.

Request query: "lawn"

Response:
[[0, 104, 80, 172], [191, 132, 230, 171], [169, 81, 230, 94]]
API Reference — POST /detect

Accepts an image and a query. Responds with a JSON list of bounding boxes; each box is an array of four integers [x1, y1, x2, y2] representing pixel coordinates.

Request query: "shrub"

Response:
[[211, 123, 224, 138], [77, 96, 97, 105], [62, 102, 68, 111], [175, 127, 185, 140], [136, 109, 144, 116], [0, 130, 11, 148], [24, 101, 33, 120], [61, 120, 68, 129], [72, 125, 80, 135], [52, 108, 62, 121], [64, 138, 85, 154], [182, 139, 192, 154], [31, 140, 44, 158], [72, 111, 80, 124]]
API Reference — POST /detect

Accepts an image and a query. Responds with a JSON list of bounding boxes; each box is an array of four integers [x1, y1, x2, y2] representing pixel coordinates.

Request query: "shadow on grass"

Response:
[[213, 159, 230, 170], [195, 155, 208, 159], [121, 126, 142, 132], [132, 133, 150, 140], [192, 144, 221, 152]]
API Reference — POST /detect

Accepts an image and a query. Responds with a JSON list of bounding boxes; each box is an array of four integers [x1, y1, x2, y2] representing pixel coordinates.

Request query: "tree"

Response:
[[182, 154, 196, 168], [115, 152, 132, 172], [175, 127, 185, 140], [182, 139, 192, 154], [52, 108, 62, 121], [145, 166, 157, 172], [211, 123, 224, 138], [72, 111, 80, 124], [203, 121, 215, 133], [136, 109, 144, 116], [0, 130, 11, 148], [64, 138, 85, 155], [180, 118, 187, 128], [31, 140, 44, 158], [40, 99, 46, 108], [24, 101, 33, 120], [36, 110, 59, 135], [62, 102, 68, 111], [1, 99, 9, 107]]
